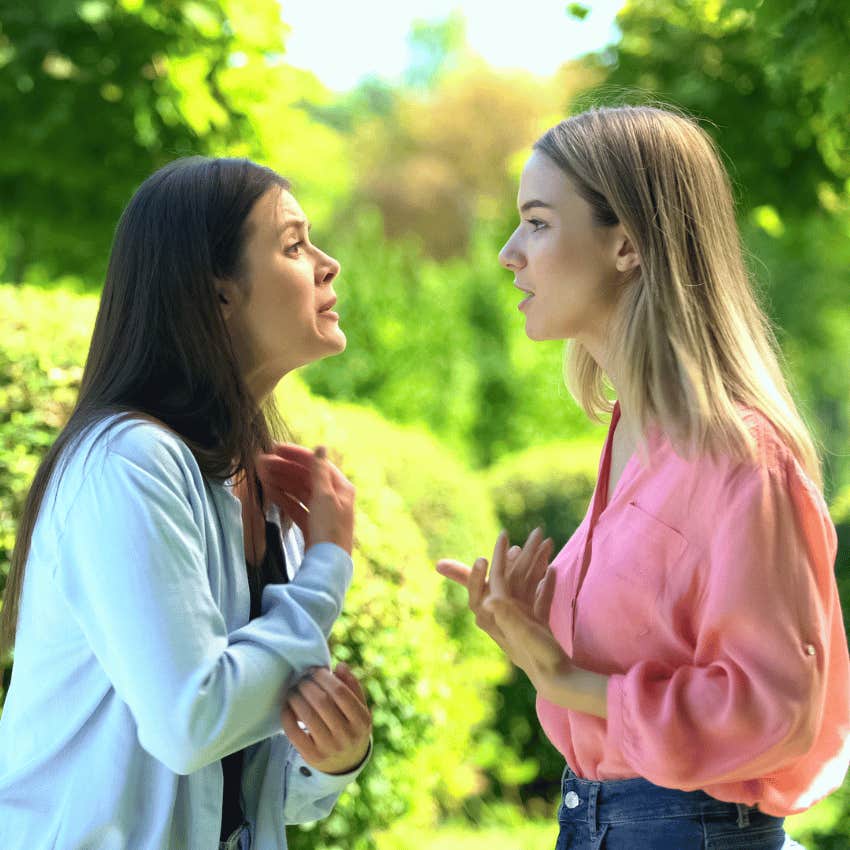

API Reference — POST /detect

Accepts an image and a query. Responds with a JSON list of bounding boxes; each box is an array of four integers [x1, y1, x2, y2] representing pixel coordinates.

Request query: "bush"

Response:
[[0, 283, 506, 849], [278, 381, 510, 846], [830, 486, 850, 641], [483, 438, 604, 808]]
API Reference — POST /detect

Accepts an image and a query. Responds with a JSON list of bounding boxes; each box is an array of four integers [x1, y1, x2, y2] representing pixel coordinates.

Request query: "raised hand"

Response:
[[281, 664, 372, 775], [436, 527, 555, 637], [257, 443, 355, 554]]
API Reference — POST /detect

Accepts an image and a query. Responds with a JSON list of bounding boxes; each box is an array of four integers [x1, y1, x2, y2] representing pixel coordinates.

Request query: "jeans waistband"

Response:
[[560, 764, 779, 827]]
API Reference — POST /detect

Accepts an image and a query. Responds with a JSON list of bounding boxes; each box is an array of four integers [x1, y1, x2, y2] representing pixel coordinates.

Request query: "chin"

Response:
[[319, 328, 347, 357], [524, 320, 549, 342]]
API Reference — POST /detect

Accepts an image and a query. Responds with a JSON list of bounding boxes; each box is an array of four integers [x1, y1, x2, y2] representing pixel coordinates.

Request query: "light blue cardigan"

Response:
[[0, 415, 367, 849]]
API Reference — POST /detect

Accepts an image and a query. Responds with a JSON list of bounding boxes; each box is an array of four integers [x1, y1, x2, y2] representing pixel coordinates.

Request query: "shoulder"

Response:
[[715, 407, 829, 530], [59, 412, 205, 502], [735, 405, 793, 473]]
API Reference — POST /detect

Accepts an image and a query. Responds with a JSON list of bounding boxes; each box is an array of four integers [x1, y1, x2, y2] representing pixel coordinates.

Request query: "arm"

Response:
[[606, 459, 834, 789], [53, 443, 352, 775], [282, 739, 371, 824], [437, 528, 609, 716]]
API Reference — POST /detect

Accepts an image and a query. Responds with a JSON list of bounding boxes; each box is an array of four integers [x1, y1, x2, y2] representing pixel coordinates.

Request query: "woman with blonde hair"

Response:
[[439, 105, 849, 848]]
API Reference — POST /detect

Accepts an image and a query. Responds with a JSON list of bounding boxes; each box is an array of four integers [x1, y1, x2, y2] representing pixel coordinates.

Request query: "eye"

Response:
[[284, 240, 304, 256], [525, 218, 547, 231]]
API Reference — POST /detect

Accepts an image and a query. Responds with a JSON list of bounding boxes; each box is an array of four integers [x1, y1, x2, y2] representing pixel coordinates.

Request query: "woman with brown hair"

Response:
[[439, 105, 849, 849], [0, 157, 371, 849]]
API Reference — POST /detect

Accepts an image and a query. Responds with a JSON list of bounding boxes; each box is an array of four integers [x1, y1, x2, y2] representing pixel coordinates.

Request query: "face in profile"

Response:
[[498, 151, 637, 353], [219, 187, 344, 400]]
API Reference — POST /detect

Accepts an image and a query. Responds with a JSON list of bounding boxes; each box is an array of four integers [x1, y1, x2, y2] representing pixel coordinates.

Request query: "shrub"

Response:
[[483, 437, 604, 808]]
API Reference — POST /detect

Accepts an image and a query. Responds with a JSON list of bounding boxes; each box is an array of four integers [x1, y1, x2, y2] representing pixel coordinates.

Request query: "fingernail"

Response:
[[314, 446, 327, 460]]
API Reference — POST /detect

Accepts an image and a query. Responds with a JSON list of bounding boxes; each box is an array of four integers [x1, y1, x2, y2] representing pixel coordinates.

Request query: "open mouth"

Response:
[[318, 296, 339, 320], [514, 283, 535, 310]]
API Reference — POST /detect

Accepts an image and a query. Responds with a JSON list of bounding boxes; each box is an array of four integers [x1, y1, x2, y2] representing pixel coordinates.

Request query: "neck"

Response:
[[578, 334, 634, 435]]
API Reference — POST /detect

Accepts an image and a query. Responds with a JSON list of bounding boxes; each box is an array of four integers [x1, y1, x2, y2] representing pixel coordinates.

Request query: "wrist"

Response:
[[538, 665, 609, 719], [323, 738, 372, 776]]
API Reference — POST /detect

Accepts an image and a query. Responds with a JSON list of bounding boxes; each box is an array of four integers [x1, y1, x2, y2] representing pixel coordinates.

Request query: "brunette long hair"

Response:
[[1, 157, 289, 656]]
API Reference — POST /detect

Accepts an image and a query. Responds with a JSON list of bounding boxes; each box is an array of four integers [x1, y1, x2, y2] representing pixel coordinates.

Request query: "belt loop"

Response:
[[735, 803, 751, 828], [588, 781, 601, 838]]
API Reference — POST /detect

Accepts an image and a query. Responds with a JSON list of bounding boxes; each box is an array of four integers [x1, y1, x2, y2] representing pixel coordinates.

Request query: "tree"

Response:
[[0, 0, 281, 283]]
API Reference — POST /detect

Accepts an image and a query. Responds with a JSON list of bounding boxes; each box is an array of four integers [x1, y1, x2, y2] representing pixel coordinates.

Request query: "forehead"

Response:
[[517, 150, 574, 207], [249, 187, 306, 233], [276, 189, 306, 225]]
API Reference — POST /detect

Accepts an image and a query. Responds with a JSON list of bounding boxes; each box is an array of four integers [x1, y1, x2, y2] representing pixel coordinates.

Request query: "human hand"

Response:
[[436, 527, 555, 642], [257, 443, 355, 554], [281, 664, 372, 775]]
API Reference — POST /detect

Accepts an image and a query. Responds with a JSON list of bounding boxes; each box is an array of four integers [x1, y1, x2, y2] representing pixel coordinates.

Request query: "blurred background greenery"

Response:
[[1, 1, 848, 847]]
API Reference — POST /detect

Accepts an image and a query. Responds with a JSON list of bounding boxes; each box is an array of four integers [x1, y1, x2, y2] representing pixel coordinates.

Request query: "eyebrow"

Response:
[[280, 217, 311, 231], [519, 200, 555, 213]]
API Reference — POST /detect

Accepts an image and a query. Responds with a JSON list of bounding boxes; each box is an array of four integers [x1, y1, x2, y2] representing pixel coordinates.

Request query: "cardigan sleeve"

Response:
[[51, 430, 353, 776], [606, 453, 837, 789]]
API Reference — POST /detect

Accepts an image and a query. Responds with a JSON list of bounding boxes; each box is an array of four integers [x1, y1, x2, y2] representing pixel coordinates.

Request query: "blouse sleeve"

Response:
[[606, 453, 838, 789], [52, 436, 353, 776]]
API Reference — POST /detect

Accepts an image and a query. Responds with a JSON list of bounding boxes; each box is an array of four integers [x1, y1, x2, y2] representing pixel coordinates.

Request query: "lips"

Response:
[[318, 296, 337, 313], [514, 281, 535, 313]]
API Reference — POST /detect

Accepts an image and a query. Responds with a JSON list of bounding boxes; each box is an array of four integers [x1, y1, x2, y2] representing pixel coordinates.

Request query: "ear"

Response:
[[614, 228, 640, 275], [216, 279, 240, 321]]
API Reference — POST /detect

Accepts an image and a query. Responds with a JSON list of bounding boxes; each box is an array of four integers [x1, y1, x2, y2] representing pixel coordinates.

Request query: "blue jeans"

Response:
[[555, 765, 804, 849]]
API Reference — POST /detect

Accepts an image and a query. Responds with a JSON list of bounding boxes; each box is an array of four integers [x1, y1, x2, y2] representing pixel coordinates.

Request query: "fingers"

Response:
[[435, 559, 472, 587], [310, 667, 370, 730], [306, 446, 355, 554], [533, 565, 558, 624], [332, 662, 368, 705], [313, 445, 355, 497], [488, 530, 510, 597], [278, 492, 311, 544], [287, 686, 334, 746], [311, 445, 334, 491], [468, 557, 489, 611], [280, 705, 322, 762], [529, 536, 554, 587], [505, 527, 542, 586], [257, 455, 312, 503], [285, 667, 371, 752], [270, 442, 316, 467]]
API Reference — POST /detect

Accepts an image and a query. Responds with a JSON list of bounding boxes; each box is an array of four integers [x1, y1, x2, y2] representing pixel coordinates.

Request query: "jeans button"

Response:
[[564, 791, 580, 809]]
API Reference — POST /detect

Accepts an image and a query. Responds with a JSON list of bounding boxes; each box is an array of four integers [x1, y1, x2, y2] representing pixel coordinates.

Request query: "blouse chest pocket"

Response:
[[585, 501, 689, 641]]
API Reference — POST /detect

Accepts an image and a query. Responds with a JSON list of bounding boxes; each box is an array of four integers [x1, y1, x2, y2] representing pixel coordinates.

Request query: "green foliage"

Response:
[[302, 214, 596, 468], [0, 285, 98, 642], [830, 487, 850, 643], [487, 437, 602, 549], [483, 438, 602, 804], [0, 283, 509, 847], [0, 0, 280, 282]]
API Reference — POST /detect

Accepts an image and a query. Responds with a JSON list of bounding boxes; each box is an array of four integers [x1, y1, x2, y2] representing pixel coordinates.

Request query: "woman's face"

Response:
[[219, 187, 344, 401], [498, 151, 636, 354]]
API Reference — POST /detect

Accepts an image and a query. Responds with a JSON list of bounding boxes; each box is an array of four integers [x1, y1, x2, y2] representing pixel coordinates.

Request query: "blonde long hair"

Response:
[[535, 105, 821, 487]]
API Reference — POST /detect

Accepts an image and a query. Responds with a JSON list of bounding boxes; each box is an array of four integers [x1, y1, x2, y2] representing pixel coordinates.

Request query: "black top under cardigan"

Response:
[[220, 517, 289, 841]]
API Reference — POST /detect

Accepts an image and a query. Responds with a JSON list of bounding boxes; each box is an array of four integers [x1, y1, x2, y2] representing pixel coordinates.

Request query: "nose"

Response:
[[316, 250, 340, 286], [498, 232, 525, 272]]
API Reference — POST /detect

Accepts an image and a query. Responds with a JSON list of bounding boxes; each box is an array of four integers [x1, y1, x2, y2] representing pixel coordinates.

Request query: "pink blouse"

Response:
[[537, 402, 850, 816]]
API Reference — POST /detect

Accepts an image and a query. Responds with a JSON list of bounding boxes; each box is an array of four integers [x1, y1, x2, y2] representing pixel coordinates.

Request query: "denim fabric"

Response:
[[219, 822, 251, 850], [554, 765, 806, 850]]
